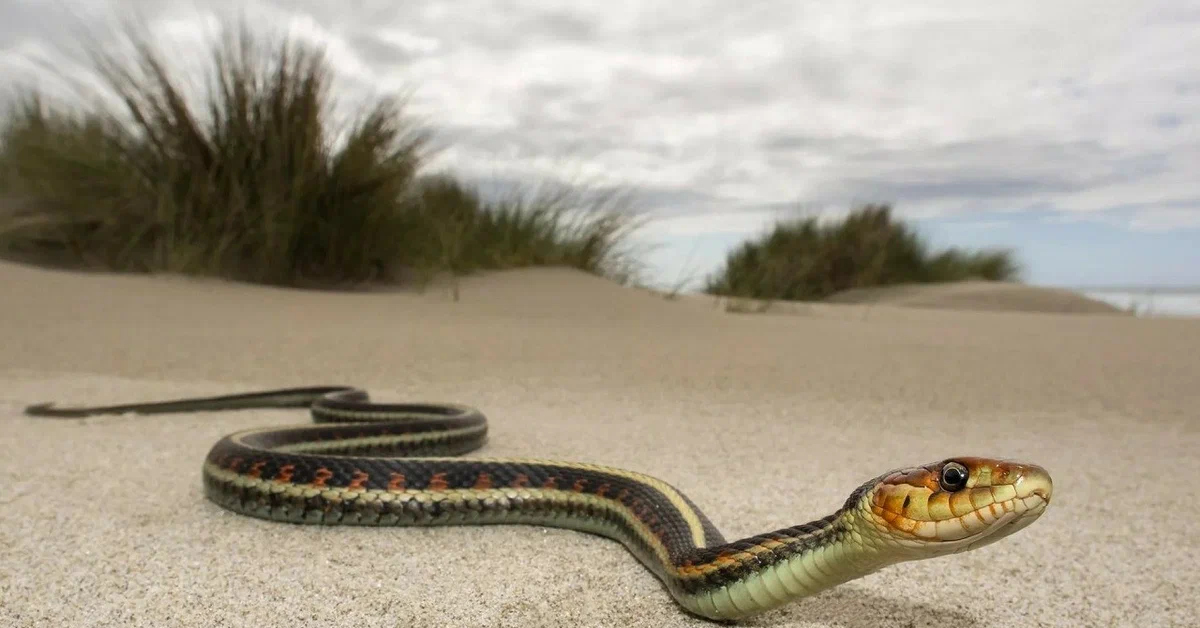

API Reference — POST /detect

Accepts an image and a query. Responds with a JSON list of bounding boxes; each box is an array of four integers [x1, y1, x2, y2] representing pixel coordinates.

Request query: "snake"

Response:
[[26, 386, 1054, 621]]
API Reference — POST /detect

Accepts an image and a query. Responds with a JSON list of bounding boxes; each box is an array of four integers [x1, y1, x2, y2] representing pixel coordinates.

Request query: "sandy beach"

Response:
[[2, 260, 1197, 628]]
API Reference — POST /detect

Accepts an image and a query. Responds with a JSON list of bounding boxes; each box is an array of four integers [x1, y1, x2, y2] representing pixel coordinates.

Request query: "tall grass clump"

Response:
[[0, 19, 643, 287], [407, 174, 646, 285], [0, 24, 428, 285], [704, 204, 1019, 301]]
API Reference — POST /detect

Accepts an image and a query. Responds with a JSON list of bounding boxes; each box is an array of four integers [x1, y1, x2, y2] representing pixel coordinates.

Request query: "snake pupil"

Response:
[[940, 462, 968, 491]]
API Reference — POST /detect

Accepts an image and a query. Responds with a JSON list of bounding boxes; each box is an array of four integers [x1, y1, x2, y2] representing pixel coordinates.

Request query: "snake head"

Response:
[[856, 457, 1053, 557]]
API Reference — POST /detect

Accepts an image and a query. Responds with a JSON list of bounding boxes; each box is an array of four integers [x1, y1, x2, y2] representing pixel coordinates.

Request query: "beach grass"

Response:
[[0, 20, 643, 288], [703, 204, 1021, 301]]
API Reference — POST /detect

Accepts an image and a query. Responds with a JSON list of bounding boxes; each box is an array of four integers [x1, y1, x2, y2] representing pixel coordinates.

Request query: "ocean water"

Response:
[[1081, 290, 1200, 318]]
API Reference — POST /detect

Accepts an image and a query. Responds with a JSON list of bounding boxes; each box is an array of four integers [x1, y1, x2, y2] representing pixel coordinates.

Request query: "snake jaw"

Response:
[[858, 457, 1053, 558]]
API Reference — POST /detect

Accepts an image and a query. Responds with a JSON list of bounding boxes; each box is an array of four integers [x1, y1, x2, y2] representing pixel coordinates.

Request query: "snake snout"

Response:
[[1014, 464, 1053, 503]]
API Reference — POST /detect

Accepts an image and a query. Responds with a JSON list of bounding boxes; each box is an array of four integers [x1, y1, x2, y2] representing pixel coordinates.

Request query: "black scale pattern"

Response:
[[209, 437, 712, 554], [206, 427, 852, 595]]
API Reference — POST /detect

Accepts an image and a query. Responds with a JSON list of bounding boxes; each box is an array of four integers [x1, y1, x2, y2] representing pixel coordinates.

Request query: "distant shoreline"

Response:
[[1075, 288, 1200, 317], [1059, 285, 1200, 294]]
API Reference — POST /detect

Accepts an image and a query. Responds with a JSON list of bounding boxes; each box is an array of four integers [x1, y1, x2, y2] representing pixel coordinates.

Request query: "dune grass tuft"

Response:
[[704, 204, 1020, 301], [408, 174, 646, 286], [0, 20, 642, 288]]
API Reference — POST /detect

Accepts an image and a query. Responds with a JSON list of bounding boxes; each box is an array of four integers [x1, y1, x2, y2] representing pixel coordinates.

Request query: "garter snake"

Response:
[[26, 386, 1053, 621]]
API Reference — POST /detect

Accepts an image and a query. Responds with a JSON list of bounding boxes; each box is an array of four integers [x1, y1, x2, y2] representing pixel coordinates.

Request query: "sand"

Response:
[[2, 261, 1197, 628], [822, 280, 1127, 314]]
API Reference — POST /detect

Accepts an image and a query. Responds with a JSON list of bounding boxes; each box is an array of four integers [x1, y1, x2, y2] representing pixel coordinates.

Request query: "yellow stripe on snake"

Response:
[[26, 386, 1054, 621]]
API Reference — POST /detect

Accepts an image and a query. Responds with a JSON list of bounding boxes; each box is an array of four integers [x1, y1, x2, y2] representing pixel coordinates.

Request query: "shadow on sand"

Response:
[[738, 586, 982, 628]]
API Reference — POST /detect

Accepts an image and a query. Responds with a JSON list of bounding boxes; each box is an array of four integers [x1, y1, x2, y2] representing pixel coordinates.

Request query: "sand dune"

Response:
[[3, 260, 1197, 628], [822, 280, 1125, 314]]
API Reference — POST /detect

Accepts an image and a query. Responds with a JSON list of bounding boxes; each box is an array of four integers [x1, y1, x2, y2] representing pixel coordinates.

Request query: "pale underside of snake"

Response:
[[26, 386, 1054, 621]]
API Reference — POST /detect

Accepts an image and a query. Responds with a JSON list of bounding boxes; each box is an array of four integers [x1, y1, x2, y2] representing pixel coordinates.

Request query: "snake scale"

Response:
[[26, 386, 1053, 621]]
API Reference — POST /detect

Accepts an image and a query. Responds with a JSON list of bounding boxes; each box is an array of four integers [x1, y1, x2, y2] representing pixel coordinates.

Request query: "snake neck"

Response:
[[669, 502, 893, 621]]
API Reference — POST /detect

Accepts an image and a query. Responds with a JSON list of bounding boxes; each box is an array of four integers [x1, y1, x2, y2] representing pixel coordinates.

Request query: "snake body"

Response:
[[26, 386, 1053, 621]]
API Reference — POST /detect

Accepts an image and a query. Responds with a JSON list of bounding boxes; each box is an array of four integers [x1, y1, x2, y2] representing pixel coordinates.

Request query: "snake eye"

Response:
[[940, 462, 969, 491]]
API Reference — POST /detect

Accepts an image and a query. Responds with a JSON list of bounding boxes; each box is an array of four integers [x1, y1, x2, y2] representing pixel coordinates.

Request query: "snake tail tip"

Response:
[[24, 402, 87, 418]]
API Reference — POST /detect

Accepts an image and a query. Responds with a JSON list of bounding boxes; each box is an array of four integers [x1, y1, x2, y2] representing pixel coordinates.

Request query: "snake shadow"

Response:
[[738, 586, 982, 628]]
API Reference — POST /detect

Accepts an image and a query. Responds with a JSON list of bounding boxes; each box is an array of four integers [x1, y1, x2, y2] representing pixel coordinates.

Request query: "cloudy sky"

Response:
[[3, 0, 1198, 288]]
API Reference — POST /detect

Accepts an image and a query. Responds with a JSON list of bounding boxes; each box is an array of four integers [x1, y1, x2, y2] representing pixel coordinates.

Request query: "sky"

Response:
[[2, 0, 1198, 290]]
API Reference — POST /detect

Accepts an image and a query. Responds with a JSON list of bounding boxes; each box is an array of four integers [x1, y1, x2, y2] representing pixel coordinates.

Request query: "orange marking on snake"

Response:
[[246, 460, 266, 478], [595, 483, 612, 497], [542, 477, 559, 489], [387, 472, 407, 491], [275, 464, 295, 483], [572, 478, 588, 492], [428, 472, 449, 491], [677, 563, 717, 577], [473, 473, 493, 490], [226, 457, 244, 472], [311, 468, 334, 488], [347, 469, 369, 491], [510, 474, 530, 488]]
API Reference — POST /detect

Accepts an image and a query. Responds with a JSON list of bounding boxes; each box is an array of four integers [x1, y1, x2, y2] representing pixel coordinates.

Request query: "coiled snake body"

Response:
[[27, 386, 1053, 621]]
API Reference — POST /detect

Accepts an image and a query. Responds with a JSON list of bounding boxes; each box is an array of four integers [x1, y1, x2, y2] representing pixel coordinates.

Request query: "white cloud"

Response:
[[642, 210, 788, 238], [374, 29, 442, 56]]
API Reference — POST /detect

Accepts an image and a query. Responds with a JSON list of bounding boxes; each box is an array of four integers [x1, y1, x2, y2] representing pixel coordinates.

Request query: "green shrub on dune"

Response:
[[704, 204, 1020, 301]]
